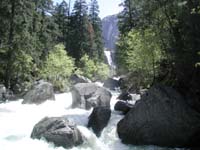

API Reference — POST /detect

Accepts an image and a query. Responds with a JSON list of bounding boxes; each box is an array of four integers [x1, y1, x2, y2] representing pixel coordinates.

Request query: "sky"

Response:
[[53, 0, 123, 18]]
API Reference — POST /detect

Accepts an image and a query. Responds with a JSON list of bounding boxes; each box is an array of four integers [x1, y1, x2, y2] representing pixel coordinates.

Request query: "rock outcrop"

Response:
[[31, 117, 83, 148], [88, 107, 111, 137], [71, 83, 112, 110], [102, 14, 119, 51], [22, 80, 55, 105], [117, 84, 200, 148]]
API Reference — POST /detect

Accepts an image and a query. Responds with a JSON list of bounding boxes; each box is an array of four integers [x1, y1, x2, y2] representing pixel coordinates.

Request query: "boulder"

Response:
[[0, 84, 6, 102], [114, 101, 134, 115], [71, 83, 112, 110], [117, 92, 132, 101], [70, 74, 91, 85], [0, 84, 15, 102], [103, 78, 119, 90], [117, 84, 200, 148], [22, 80, 55, 105], [31, 117, 83, 148], [88, 107, 111, 137]]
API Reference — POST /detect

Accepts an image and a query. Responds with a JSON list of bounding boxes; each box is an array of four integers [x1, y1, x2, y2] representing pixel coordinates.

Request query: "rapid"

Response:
[[0, 91, 181, 150]]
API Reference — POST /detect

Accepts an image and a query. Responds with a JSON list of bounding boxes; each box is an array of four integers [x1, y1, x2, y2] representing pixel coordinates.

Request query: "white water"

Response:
[[104, 50, 114, 67], [0, 91, 182, 150]]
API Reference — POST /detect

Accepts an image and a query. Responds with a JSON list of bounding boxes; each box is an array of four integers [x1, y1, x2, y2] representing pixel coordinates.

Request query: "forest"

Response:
[[0, 0, 199, 103], [116, 0, 200, 106], [0, 0, 109, 93], [0, 0, 200, 149]]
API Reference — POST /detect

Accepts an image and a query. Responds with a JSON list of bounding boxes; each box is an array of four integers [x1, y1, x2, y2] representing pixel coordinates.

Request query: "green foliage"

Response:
[[89, 0, 104, 60], [117, 29, 163, 87], [79, 54, 97, 80], [95, 62, 110, 81], [40, 44, 75, 92], [78, 54, 109, 81], [0, 0, 105, 93], [117, 0, 200, 94]]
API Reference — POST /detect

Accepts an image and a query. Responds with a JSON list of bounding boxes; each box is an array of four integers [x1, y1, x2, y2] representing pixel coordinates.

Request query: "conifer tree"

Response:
[[89, 0, 104, 60], [70, 0, 91, 61], [54, 0, 69, 44]]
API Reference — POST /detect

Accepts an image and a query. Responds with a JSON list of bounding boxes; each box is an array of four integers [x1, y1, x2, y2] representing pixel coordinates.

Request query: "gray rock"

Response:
[[31, 117, 83, 148], [114, 101, 134, 115], [117, 84, 200, 148], [70, 74, 91, 85], [22, 81, 55, 105], [117, 92, 132, 101], [71, 83, 112, 110], [0, 84, 6, 102], [102, 14, 119, 51], [88, 107, 111, 137], [103, 78, 119, 90], [0, 84, 16, 102]]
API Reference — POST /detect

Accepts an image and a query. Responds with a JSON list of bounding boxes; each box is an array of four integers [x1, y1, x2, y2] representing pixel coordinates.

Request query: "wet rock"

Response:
[[117, 84, 200, 148], [71, 83, 112, 110], [103, 78, 119, 90], [0, 84, 6, 102], [117, 92, 132, 101], [31, 117, 83, 148], [70, 74, 91, 85], [22, 80, 55, 105], [114, 101, 134, 115], [88, 107, 111, 137]]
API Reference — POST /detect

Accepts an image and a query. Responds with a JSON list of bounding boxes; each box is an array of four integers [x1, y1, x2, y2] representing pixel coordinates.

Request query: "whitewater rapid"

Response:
[[0, 91, 182, 150]]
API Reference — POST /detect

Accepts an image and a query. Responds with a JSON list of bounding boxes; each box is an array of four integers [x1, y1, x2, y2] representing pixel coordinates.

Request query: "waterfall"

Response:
[[104, 50, 116, 76]]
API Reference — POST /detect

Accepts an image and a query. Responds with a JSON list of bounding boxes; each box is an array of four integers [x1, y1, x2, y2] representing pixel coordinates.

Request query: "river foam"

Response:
[[0, 92, 183, 150]]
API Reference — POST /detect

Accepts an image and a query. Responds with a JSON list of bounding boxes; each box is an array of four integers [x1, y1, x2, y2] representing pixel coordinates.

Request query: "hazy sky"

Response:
[[53, 0, 123, 18]]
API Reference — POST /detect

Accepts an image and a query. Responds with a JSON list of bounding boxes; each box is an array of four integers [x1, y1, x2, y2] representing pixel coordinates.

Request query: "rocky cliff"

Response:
[[102, 14, 119, 51]]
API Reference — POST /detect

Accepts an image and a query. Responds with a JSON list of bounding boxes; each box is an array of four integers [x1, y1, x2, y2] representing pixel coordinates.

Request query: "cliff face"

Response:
[[102, 14, 119, 51]]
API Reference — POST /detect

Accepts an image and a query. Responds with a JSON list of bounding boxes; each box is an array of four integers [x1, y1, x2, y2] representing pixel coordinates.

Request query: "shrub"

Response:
[[40, 44, 75, 92], [116, 29, 164, 88], [78, 54, 109, 81]]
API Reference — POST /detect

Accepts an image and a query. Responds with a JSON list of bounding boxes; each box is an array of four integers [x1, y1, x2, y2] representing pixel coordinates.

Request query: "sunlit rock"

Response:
[[71, 83, 112, 110], [31, 117, 83, 148], [22, 80, 55, 105]]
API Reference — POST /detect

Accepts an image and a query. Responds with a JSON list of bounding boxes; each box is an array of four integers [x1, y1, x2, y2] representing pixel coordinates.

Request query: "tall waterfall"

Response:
[[104, 50, 116, 76]]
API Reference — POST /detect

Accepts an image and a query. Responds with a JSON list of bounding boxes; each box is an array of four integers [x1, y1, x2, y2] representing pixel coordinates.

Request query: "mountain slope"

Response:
[[102, 14, 119, 51]]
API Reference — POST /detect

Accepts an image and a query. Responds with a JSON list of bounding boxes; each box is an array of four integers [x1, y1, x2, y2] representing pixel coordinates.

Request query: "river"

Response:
[[0, 90, 183, 150]]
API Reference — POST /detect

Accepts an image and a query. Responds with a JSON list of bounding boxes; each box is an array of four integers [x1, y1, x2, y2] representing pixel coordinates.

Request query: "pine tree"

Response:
[[0, 0, 35, 88], [70, 0, 91, 62], [53, 0, 69, 44], [118, 0, 138, 34], [34, 0, 58, 60], [89, 0, 104, 60]]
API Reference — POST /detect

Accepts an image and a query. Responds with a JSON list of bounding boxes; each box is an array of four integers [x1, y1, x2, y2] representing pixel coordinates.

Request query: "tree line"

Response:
[[116, 0, 200, 99], [0, 0, 108, 92]]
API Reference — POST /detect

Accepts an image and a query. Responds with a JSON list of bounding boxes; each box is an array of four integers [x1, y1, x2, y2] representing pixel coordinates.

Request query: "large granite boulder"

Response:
[[88, 107, 111, 137], [114, 101, 134, 115], [103, 78, 119, 90], [22, 81, 55, 105], [70, 74, 91, 85], [31, 117, 83, 148], [71, 83, 112, 110], [117, 84, 200, 148]]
